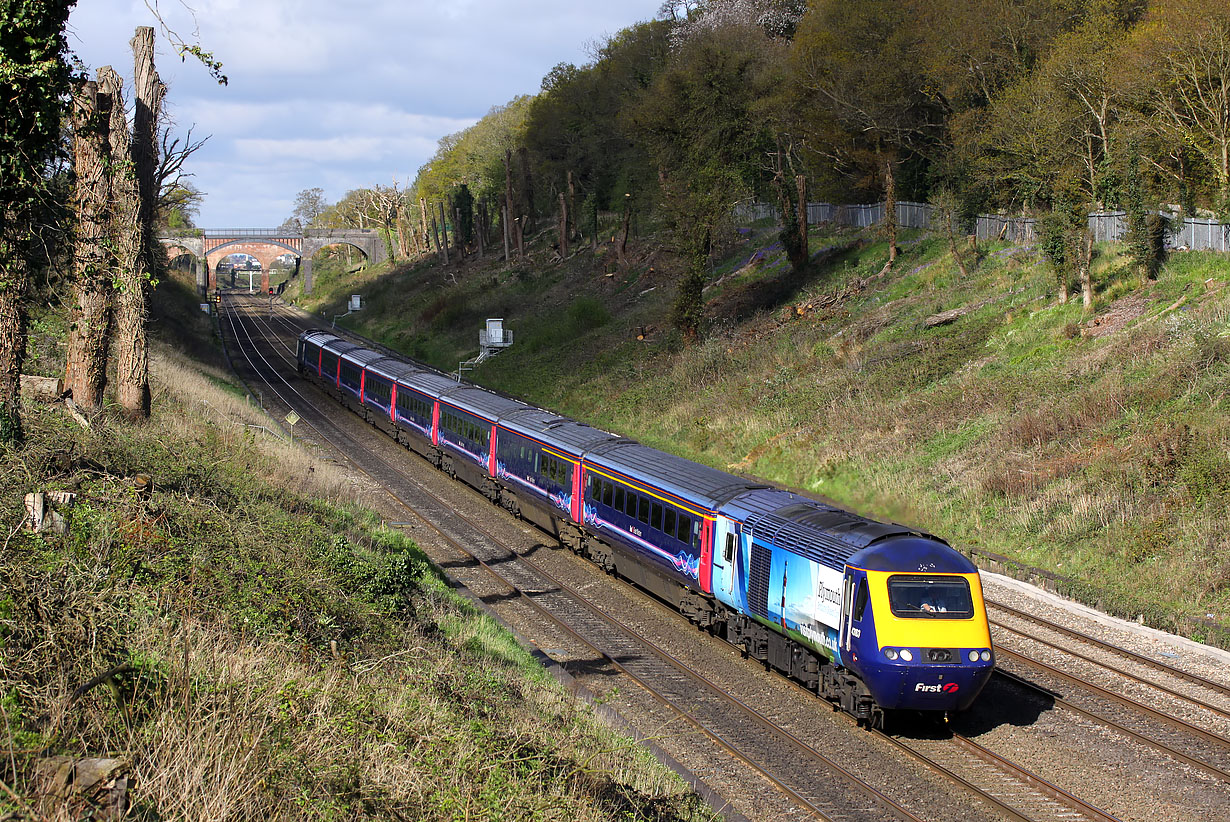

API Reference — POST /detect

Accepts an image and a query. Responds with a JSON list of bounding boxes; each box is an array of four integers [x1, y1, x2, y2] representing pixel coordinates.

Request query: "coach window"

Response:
[[602, 481, 613, 507], [613, 486, 625, 512], [725, 533, 736, 563], [677, 515, 692, 545], [625, 491, 638, 517], [853, 580, 870, 622], [663, 508, 676, 538], [636, 496, 649, 524], [651, 502, 663, 531]]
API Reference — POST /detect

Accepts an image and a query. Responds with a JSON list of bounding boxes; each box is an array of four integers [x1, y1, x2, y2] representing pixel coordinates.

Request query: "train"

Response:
[[296, 329, 995, 728]]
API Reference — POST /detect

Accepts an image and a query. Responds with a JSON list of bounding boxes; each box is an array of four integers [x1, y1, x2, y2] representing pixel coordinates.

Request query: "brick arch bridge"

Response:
[[158, 228, 387, 294]]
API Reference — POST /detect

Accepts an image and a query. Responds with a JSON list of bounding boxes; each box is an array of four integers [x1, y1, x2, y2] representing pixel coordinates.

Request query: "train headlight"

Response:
[[899, 649, 914, 662], [980, 650, 992, 662], [968, 651, 980, 663], [885, 648, 899, 660]]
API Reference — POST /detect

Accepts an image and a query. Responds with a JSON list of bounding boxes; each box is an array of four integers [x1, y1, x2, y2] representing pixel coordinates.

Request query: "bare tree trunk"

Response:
[[501, 204, 510, 262], [515, 216, 525, 260], [0, 219, 30, 444], [437, 202, 450, 265], [1080, 230, 1094, 311], [475, 201, 485, 259], [883, 152, 898, 269], [114, 27, 164, 420], [504, 150, 514, 263], [567, 170, 576, 240], [796, 174, 808, 261], [558, 193, 569, 259], [65, 79, 114, 411], [453, 207, 463, 257], [946, 217, 970, 281], [396, 211, 411, 259], [618, 195, 632, 267], [517, 147, 534, 232], [418, 197, 429, 252], [430, 214, 442, 262]]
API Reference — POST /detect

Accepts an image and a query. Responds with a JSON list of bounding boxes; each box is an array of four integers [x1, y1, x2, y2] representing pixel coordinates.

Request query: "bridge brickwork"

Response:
[[157, 228, 387, 294]]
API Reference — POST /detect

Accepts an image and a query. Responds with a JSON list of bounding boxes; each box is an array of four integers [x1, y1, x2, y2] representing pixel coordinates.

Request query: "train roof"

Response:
[[584, 440, 761, 513], [365, 357, 421, 381], [320, 338, 365, 357], [498, 408, 622, 455], [438, 384, 526, 419], [300, 330, 339, 347], [722, 488, 948, 571], [339, 348, 386, 367], [848, 538, 976, 574], [397, 370, 465, 398]]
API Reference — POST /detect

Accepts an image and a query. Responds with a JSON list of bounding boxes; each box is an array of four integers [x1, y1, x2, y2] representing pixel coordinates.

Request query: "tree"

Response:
[[791, 0, 941, 269], [0, 0, 76, 445], [158, 181, 202, 230], [1135, 0, 1230, 212], [292, 186, 329, 229], [112, 26, 166, 420], [628, 22, 777, 339], [65, 78, 114, 411]]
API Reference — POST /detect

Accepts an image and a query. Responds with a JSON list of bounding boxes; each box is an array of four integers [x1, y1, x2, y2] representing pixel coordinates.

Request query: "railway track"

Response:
[[218, 294, 930, 822], [210, 291, 1230, 822]]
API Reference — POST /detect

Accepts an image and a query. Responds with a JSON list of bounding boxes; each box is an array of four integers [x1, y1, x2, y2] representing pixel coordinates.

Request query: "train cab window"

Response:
[[663, 509, 676, 538], [651, 502, 663, 531], [614, 487, 625, 512], [887, 575, 973, 619], [853, 580, 870, 622], [637, 496, 650, 524], [677, 515, 692, 544]]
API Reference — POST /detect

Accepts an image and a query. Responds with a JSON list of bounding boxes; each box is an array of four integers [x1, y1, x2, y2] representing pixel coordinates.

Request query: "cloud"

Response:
[[68, 0, 665, 226]]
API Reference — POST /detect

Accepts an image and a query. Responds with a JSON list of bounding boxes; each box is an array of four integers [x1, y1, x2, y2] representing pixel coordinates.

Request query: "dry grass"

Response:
[[1, 341, 711, 820]]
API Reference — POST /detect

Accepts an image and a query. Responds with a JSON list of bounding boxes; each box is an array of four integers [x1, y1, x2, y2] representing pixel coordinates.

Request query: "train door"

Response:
[[840, 567, 871, 666], [711, 516, 740, 609], [840, 571, 856, 654]]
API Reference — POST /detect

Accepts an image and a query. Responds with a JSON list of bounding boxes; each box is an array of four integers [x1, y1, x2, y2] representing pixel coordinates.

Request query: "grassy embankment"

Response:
[[294, 220, 1230, 646], [1, 270, 712, 820]]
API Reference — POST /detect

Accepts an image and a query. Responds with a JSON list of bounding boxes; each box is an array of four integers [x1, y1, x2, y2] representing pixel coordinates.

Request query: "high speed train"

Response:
[[297, 329, 994, 727]]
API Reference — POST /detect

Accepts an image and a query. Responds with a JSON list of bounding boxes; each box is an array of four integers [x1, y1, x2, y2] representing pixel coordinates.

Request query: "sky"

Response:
[[67, 0, 665, 228]]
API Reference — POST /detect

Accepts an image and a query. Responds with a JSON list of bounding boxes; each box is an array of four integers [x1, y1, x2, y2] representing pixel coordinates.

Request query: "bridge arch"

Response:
[[205, 239, 304, 292], [156, 229, 386, 295]]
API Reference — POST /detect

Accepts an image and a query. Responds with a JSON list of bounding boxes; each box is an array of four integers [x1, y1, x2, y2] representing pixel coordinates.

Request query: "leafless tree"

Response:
[[65, 79, 114, 411], [113, 26, 165, 420]]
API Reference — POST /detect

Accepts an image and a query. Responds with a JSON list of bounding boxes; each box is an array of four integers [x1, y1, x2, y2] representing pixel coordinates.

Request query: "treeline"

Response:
[[293, 0, 1228, 315]]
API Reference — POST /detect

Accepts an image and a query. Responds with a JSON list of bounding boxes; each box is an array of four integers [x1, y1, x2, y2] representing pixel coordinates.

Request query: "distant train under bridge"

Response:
[[158, 228, 387, 295]]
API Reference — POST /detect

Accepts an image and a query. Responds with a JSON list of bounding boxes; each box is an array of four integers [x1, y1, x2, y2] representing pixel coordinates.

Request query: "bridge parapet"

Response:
[[157, 227, 388, 295]]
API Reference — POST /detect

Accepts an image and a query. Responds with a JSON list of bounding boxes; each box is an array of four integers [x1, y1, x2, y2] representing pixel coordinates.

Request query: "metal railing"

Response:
[[203, 228, 302, 238], [738, 200, 1230, 252]]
